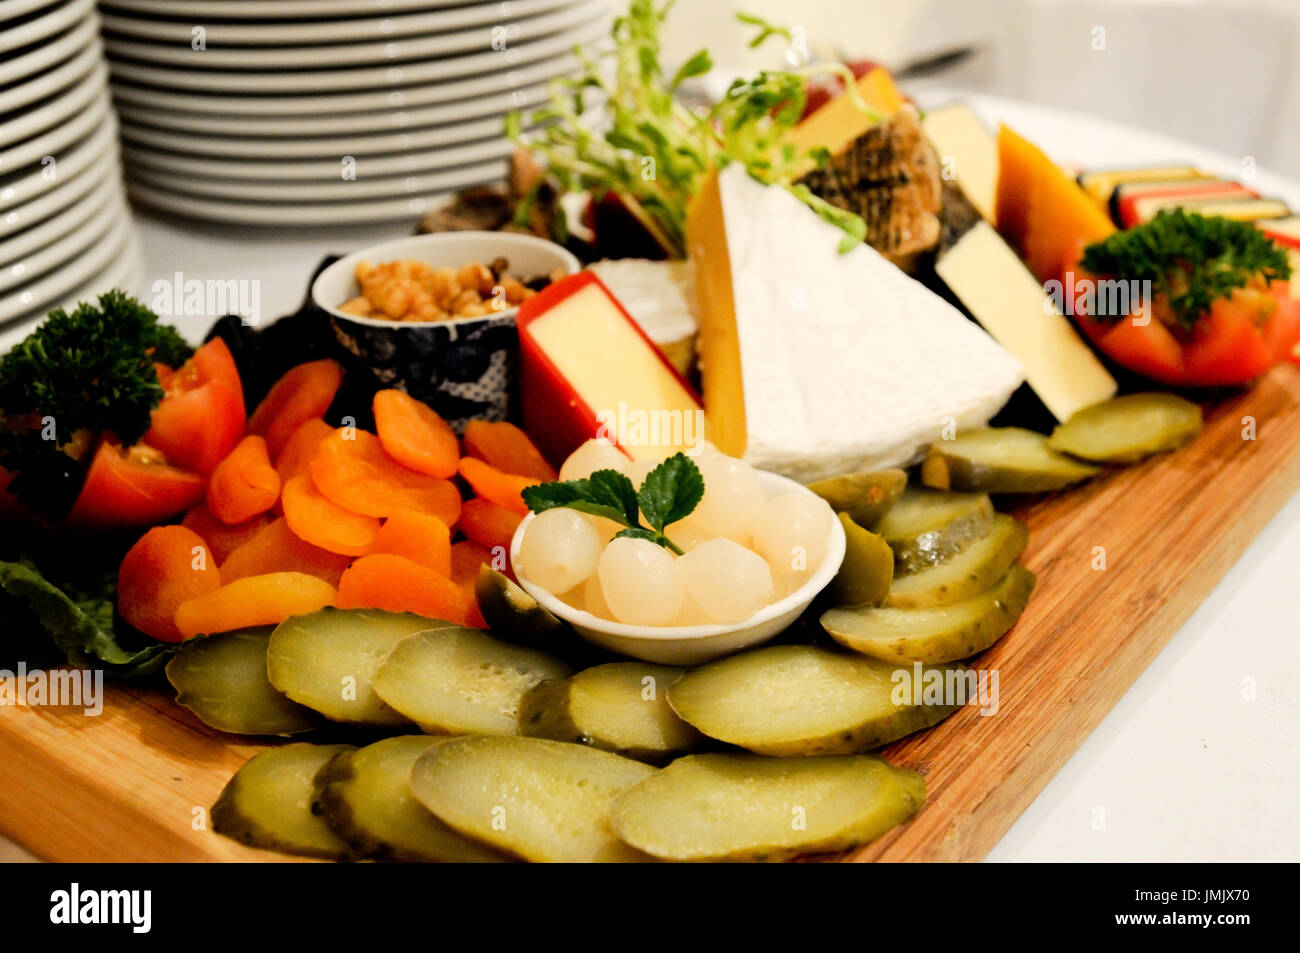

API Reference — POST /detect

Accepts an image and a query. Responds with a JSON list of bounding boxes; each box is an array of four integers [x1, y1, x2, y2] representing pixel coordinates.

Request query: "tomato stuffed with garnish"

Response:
[[1073, 210, 1300, 388]]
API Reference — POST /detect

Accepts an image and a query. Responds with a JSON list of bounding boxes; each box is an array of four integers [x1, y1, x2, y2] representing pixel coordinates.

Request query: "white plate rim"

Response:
[[98, 0, 581, 46], [121, 132, 516, 179], [127, 179, 471, 226], [0, 147, 117, 240], [0, 33, 100, 115], [109, 82, 551, 136], [0, 88, 111, 177], [127, 156, 505, 201], [102, 16, 609, 93], [99, 0, 524, 17], [0, 0, 95, 56], [0, 201, 131, 322], [0, 110, 117, 212], [0, 11, 97, 86], [104, 51, 586, 116], [0, 159, 119, 260], [0, 60, 107, 153], [0, 187, 124, 294], [116, 109, 526, 159]]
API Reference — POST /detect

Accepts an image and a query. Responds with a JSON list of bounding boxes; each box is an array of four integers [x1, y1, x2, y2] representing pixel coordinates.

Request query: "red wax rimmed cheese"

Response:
[[516, 271, 704, 466]]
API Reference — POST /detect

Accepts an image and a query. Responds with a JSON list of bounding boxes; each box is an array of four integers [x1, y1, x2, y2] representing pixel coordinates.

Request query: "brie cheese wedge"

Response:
[[688, 163, 1024, 483]]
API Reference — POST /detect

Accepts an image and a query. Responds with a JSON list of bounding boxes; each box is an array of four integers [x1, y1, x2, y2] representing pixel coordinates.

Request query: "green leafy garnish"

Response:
[[0, 557, 171, 677], [0, 291, 190, 518], [1080, 209, 1293, 331], [522, 452, 704, 555], [504, 0, 878, 256]]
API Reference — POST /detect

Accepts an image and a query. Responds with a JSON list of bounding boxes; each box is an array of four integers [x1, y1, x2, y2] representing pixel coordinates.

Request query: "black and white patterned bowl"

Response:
[[312, 231, 580, 430]]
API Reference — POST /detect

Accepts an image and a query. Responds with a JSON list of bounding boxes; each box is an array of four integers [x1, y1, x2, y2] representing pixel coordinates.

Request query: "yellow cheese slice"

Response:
[[525, 281, 704, 461], [789, 66, 904, 173]]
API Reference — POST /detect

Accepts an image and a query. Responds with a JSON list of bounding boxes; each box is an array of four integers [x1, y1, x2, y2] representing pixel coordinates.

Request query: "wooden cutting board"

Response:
[[2, 365, 1299, 863]]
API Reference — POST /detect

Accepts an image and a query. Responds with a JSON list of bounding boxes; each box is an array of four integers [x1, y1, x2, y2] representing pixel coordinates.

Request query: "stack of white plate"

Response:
[[1, 0, 140, 338], [99, 0, 614, 226]]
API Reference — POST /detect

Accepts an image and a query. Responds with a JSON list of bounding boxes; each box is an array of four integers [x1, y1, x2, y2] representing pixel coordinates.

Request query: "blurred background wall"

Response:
[[661, 0, 1300, 179]]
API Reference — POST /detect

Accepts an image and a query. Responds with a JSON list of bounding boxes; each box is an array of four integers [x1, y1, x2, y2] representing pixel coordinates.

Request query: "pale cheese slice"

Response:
[[921, 103, 998, 222], [936, 221, 1116, 422], [587, 258, 698, 377], [688, 164, 1024, 483]]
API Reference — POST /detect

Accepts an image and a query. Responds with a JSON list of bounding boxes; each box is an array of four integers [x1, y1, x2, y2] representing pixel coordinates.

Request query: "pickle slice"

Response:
[[211, 742, 354, 860], [372, 627, 571, 735], [807, 469, 907, 527], [316, 736, 510, 863], [666, 645, 961, 756], [610, 753, 924, 862], [409, 735, 657, 863], [1048, 392, 1202, 463], [922, 428, 1099, 494], [885, 514, 1028, 608], [475, 566, 568, 644], [518, 662, 701, 763], [829, 513, 894, 606], [266, 608, 440, 727], [821, 564, 1036, 663], [872, 487, 995, 574], [166, 627, 320, 736]]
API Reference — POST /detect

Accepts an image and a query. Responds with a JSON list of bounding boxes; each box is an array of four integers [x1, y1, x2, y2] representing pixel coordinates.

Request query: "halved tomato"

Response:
[[63, 438, 206, 529], [144, 338, 246, 475]]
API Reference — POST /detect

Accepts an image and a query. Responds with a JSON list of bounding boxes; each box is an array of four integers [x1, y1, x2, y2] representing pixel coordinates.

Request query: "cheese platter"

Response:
[[2, 2, 1300, 863]]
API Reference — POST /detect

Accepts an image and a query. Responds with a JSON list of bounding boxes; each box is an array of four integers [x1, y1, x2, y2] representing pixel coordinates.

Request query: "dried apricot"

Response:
[[365, 510, 451, 576], [273, 417, 334, 484], [118, 525, 223, 643], [182, 503, 269, 564], [281, 472, 381, 556], [208, 435, 281, 525], [174, 571, 337, 640], [458, 457, 537, 516], [372, 389, 460, 478], [220, 517, 351, 586], [248, 359, 343, 459], [336, 554, 474, 625], [457, 498, 522, 555], [310, 428, 461, 524], [463, 420, 556, 481]]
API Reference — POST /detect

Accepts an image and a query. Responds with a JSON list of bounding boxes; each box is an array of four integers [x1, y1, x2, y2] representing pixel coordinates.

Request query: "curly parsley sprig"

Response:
[[1080, 209, 1292, 331]]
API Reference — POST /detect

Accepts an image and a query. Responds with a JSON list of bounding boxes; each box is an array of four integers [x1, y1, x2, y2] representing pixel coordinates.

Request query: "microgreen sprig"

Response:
[[522, 452, 704, 555]]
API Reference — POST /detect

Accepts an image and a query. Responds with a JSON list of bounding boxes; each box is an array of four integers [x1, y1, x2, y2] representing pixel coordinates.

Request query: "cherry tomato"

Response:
[[63, 438, 205, 530], [144, 338, 246, 475]]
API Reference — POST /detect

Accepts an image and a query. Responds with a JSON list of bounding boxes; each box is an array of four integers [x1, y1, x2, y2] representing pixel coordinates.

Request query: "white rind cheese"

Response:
[[691, 164, 1024, 483], [937, 220, 1117, 422]]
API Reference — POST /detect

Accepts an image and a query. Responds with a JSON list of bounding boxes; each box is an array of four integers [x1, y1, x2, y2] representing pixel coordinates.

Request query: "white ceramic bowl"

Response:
[[311, 231, 580, 428], [511, 470, 848, 665]]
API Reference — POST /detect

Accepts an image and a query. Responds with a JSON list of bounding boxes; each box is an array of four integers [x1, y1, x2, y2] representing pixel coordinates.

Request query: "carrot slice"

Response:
[[220, 516, 351, 586], [248, 359, 343, 459], [207, 434, 281, 525], [310, 428, 462, 524], [281, 472, 381, 555], [372, 389, 460, 478], [118, 525, 223, 643], [457, 457, 538, 516], [273, 417, 334, 484], [365, 510, 451, 576], [458, 498, 523, 555], [336, 554, 475, 625], [463, 420, 557, 481], [174, 571, 337, 640], [181, 503, 269, 564]]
